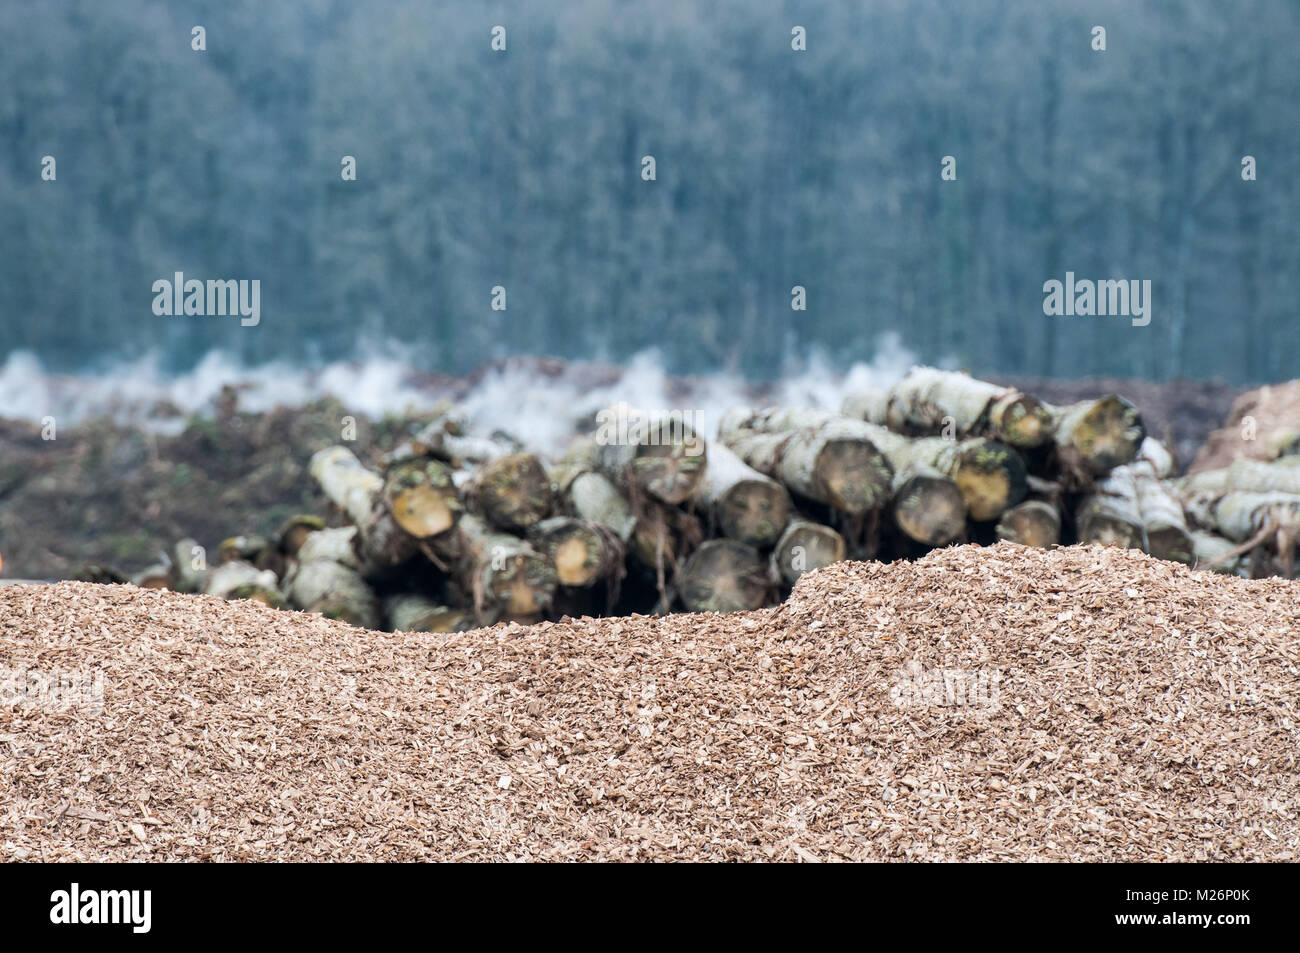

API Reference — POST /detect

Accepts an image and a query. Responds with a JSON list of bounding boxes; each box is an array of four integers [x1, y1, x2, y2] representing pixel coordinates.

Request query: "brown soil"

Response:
[[2, 543, 1296, 861]]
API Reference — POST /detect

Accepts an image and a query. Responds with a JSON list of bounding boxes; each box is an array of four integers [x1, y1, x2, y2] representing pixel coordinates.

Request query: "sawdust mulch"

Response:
[[1, 543, 1297, 861]]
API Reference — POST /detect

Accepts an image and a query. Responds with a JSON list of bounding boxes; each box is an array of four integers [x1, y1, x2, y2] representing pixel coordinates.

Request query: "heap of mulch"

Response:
[[1188, 379, 1300, 473], [1, 543, 1297, 862]]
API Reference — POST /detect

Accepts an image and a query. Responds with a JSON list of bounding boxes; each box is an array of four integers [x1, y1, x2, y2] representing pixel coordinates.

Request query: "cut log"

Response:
[[1049, 396, 1146, 475], [995, 500, 1061, 548], [1175, 456, 1300, 497], [383, 594, 476, 633], [277, 515, 326, 557], [593, 404, 707, 505], [559, 470, 638, 542], [718, 407, 893, 515], [771, 519, 847, 587], [1190, 531, 1247, 576], [528, 517, 622, 588], [383, 458, 462, 539], [676, 539, 769, 613], [699, 443, 792, 548], [283, 529, 380, 629], [839, 389, 891, 426], [868, 366, 1053, 448], [465, 452, 554, 531], [1075, 480, 1144, 550], [218, 535, 269, 564], [205, 559, 283, 606], [909, 435, 1026, 523], [439, 514, 558, 623], [382, 413, 523, 469], [310, 446, 460, 572], [1202, 491, 1300, 544], [131, 562, 173, 589]]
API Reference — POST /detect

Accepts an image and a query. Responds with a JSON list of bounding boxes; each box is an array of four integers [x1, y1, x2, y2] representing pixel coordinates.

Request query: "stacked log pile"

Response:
[[109, 368, 1300, 628]]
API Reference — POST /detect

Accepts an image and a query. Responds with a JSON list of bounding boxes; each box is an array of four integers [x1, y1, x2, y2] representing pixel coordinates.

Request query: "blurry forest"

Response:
[[1, 0, 1297, 383]]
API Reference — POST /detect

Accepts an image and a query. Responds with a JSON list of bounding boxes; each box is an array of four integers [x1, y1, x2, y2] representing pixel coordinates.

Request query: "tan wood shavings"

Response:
[[0, 542, 1297, 861]]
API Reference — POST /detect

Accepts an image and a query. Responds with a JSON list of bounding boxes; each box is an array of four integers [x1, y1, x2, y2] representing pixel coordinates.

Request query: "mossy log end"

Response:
[[1051, 396, 1146, 475], [593, 424, 708, 505], [384, 457, 462, 538], [466, 452, 554, 532], [677, 539, 769, 613]]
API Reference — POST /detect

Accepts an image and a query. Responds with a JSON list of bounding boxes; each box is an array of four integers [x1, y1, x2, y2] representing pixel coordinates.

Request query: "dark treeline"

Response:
[[1, 0, 1297, 383]]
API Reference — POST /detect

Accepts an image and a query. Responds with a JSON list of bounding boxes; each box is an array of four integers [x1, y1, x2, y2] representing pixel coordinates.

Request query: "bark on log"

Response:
[[718, 407, 893, 515], [283, 528, 380, 629], [1190, 531, 1247, 576], [436, 514, 558, 623], [205, 559, 284, 608], [677, 539, 769, 613], [771, 519, 847, 587], [864, 366, 1053, 448], [592, 405, 708, 505], [559, 470, 638, 542], [383, 594, 476, 633], [1075, 480, 1145, 551], [699, 443, 792, 548], [1175, 456, 1300, 497], [994, 500, 1061, 548]]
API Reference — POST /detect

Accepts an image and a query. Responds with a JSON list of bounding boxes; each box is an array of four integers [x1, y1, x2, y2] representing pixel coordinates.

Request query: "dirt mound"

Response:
[[1, 543, 1297, 861]]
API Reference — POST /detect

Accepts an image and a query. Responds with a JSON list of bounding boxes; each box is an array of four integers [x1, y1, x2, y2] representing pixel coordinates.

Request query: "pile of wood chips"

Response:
[[2, 543, 1297, 861]]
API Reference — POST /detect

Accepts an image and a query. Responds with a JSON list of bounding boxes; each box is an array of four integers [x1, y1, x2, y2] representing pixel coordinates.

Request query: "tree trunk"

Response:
[[205, 559, 284, 608], [558, 470, 638, 542], [433, 514, 558, 624], [867, 366, 1053, 448], [771, 519, 846, 587], [464, 452, 554, 531], [699, 443, 792, 548], [383, 593, 476, 633], [592, 408, 707, 505], [310, 446, 460, 573], [718, 407, 893, 515], [528, 516, 622, 588], [1048, 396, 1147, 476], [676, 539, 769, 612], [995, 500, 1061, 548], [283, 527, 380, 628]]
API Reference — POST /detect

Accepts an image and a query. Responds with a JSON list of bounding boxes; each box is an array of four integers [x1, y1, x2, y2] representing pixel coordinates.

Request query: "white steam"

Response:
[[0, 334, 922, 454]]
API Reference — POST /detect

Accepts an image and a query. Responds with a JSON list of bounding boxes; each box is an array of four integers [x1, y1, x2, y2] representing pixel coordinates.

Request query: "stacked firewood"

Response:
[[120, 368, 1300, 629]]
